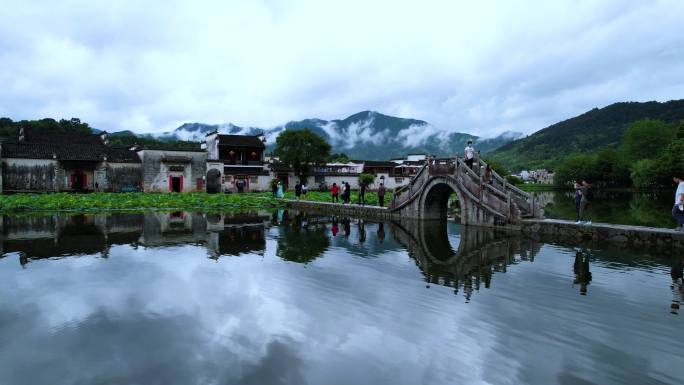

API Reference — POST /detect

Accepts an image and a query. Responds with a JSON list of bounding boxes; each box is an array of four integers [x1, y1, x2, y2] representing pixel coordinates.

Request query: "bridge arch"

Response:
[[418, 176, 467, 223]]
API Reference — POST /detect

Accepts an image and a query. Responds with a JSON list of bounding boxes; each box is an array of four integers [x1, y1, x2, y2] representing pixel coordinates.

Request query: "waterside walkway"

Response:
[[285, 200, 684, 250]]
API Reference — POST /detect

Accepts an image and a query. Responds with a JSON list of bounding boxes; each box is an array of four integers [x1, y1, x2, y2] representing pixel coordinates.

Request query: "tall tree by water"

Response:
[[274, 128, 331, 178]]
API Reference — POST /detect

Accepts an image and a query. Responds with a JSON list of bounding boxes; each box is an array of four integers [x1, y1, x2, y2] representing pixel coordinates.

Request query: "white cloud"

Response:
[[0, 0, 682, 137]]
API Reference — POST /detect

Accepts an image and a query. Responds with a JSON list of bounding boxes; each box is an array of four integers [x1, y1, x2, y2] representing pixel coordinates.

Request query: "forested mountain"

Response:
[[488, 100, 684, 171], [151, 111, 521, 159], [0, 112, 520, 159]]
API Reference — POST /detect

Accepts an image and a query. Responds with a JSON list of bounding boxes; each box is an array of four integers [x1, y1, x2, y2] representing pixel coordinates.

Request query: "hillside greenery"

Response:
[[489, 100, 684, 171], [553, 119, 684, 188], [0, 117, 91, 139]]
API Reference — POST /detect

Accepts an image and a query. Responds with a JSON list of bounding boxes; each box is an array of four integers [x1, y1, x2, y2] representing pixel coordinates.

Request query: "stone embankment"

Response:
[[286, 200, 684, 250], [521, 218, 684, 249]]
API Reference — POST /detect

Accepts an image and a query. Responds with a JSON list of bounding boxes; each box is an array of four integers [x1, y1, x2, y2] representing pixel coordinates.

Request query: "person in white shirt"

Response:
[[464, 140, 475, 169], [672, 176, 684, 231]]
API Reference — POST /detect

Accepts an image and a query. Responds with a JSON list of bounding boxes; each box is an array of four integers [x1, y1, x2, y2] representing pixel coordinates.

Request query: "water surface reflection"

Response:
[[0, 211, 682, 385]]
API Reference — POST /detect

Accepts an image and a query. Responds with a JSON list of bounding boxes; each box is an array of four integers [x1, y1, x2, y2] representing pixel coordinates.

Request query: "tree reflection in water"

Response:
[[275, 211, 330, 264]]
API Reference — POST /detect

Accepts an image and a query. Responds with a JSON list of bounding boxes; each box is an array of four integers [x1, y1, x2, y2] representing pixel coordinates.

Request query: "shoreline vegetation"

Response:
[[0, 191, 393, 215]]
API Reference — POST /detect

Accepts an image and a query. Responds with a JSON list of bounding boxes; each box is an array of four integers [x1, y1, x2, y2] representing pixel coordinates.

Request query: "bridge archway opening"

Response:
[[421, 180, 466, 222]]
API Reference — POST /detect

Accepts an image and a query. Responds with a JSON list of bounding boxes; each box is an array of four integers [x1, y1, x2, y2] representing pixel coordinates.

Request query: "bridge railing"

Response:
[[390, 162, 430, 209], [453, 156, 511, 218], [474, 156, 538, 217]]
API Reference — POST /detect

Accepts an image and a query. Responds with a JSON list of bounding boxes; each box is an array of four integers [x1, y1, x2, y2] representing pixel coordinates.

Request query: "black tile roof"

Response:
[[22, 128, 104, 145], [355, 160, 398, 168], [217, 135, 265, 148], [2, 141, 140, 163]]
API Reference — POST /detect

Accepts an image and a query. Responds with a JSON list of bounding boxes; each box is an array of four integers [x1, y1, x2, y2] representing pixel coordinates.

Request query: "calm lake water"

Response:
[[0, 211, 682, 385], [535, 189, 676, 228]]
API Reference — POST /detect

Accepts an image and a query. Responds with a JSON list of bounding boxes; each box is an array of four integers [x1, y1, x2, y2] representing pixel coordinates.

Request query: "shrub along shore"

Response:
[[0, 191, 393, 214]]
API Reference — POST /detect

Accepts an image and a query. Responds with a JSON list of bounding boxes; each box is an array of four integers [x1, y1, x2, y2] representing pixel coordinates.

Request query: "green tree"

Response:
[[554, 153, 598, 187], [482, 158, 509, 177], [358, 173, 376, 187], [329, 153, 349, 163], [595, 147, 631, 186], [620, 119, 675, 162], [274, 128, 331, 178]]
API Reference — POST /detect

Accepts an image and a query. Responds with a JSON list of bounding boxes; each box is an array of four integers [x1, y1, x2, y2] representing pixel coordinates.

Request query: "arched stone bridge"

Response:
[[388, 157, 544, 226]]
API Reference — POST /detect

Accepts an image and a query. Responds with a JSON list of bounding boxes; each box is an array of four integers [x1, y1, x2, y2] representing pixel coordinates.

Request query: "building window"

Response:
[[395, 177, 404, 183], [314, 175, 324, 183], [250, 176, 258, 183]]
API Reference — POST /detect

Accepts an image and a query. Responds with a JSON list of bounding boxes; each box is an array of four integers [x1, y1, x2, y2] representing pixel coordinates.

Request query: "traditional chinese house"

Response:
[[1, 127, 141, 193], [136, 147, 207, 193], [204, 132, 270, 192]]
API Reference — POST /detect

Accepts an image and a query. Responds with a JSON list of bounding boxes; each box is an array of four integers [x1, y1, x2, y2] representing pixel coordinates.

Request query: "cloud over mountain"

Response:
[[0, 1, 682, 138], [146, 111, 521, 160]]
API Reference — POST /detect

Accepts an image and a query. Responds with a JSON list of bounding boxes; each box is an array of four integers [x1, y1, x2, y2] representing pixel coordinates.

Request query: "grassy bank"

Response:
[[0, 191, 393, 214], [517, 184, 559, 192]]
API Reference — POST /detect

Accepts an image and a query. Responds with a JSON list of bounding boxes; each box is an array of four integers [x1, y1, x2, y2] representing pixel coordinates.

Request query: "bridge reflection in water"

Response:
[[389, 219, 541, 299], [0, 212, 544, 301]]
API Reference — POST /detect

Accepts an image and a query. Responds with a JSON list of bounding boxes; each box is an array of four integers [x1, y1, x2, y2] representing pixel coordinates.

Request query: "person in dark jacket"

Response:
[[358, 183, 366, 205], [574, 181, 582, 221], [294, 181, 302, 200], [377, 183, 386, 207]]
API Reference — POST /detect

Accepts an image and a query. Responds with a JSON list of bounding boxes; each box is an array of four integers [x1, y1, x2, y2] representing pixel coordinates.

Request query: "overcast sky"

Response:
[[1, 0, 682, 136]]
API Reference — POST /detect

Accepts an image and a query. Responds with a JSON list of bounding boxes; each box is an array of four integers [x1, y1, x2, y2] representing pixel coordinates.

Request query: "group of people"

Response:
[[330, 182, 350, 203], [329, 182, 387, 207], [293, 181, 309, 200]]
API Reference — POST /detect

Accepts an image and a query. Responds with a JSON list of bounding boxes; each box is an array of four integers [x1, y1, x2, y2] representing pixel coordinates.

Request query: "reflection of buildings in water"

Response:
[[390, 219, 542, 302], [2, 214, 142, 263], [1, 211, 271, 266], [531, 191, 556, 210], [206, 212, 269, 259]]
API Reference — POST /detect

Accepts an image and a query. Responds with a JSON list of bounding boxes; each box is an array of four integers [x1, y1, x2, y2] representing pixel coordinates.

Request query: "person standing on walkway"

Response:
[[576, 180, 592, 225], [301, 182, 308, 200], [276, 181, 284, 198], [358, 182, 366, 205], [271, 180, 278, 198], [377, 183, 386, 207], [672, 176, 684, 231], [574, 181, 582, 222], [344, 182, 351, 204], [464, 140, 475, 169], [331, 183, 339, 203], [294, 181, 302, 200]]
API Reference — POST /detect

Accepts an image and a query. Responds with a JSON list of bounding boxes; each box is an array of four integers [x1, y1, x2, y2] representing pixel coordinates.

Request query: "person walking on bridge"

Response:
[[464, 140, 475, 169], [672, 176, 684, 231]]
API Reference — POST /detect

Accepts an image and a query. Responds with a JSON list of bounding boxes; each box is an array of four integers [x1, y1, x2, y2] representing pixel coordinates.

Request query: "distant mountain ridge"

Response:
[[132, 111, 521, 160], [488, 100, 684, 171]]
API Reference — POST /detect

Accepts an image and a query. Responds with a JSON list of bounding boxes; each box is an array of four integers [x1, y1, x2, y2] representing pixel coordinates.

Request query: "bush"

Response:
[[506, 175, 524, 185], [358, 173, 376, 187]]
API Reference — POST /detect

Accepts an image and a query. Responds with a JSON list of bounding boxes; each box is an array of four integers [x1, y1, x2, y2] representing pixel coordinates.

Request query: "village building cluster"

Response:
[[0, 129, 431, 194], [516, 169, 555, 184]]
